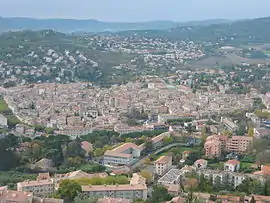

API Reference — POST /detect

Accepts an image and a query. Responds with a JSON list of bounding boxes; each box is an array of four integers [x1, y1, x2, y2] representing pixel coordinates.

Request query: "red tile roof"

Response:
[[226, 160, 240, 165]]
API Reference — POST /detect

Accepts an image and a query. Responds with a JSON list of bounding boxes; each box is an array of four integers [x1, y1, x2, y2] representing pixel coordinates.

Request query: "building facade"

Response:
[[155, 156, 172, 176], [104, 143, 142, 166], [17, 179, 54, 197], [204, 135, 253, 157]]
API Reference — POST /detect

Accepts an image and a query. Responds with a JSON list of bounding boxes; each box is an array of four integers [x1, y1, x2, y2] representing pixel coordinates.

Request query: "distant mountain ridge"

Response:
[[0, 17, 230, 33], [115, 17, 270, 44]]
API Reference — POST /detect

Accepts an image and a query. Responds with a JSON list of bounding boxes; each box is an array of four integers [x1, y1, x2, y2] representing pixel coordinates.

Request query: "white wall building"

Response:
[[104, 143, 142, 166]]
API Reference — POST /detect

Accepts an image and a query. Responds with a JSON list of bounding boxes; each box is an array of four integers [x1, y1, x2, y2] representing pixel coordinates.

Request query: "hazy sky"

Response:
[[1, 0, 270, 22]]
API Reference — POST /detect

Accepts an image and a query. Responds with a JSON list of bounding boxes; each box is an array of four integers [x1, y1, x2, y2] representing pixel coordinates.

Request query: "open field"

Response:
[[185, 54, 270, 69]]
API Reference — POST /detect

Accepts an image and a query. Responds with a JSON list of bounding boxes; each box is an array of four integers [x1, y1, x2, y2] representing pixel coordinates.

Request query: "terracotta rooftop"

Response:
[[17, 179, 54, 187], [155, 156, 172, 164], [0, 188, 33, 203], [226, 160, 240, 165]]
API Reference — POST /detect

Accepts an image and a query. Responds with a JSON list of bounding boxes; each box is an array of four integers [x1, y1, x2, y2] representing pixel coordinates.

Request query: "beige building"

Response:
[[155, 156, 172, 176], [226, 136, 253, 153], [17, 179, 54, 197], [81, 173, 147, 200]]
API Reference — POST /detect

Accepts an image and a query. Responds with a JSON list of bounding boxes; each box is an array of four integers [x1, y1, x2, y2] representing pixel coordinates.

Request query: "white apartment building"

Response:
[[198, 170, 264, 188], [103, 143, 142, 166], [155, 156, 172, 176], [17, 179, 54, 197]]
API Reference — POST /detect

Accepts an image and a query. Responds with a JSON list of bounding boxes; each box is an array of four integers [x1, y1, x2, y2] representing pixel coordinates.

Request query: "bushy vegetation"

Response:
[[74, 175, 129, 185]]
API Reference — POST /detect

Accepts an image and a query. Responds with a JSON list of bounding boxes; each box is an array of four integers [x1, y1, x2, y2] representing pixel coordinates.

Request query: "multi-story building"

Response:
[[17, 179, 54, 197], [104, 143, 142, 166], [198, 169, 265, 188], [155, 156, 172, 176], [81, 173, 147, 200], [226, 136, 253, 153], [204, 135, 253, 157], [145, 123, 169, 131], [82, 184, 147, 201], [221, 117, 239, 132], [204, 136, 222, 157], [113, 124, 146, 135]]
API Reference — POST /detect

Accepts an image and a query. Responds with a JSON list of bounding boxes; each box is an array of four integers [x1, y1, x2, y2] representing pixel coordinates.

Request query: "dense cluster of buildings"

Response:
[[3, 78, 254, 138]]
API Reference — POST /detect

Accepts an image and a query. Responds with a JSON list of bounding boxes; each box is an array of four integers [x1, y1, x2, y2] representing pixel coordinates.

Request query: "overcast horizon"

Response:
[[1, 0, 270, 22]]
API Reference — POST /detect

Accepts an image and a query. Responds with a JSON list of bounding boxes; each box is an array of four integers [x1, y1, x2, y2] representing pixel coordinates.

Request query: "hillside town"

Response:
[[1, 14, 270, 203]]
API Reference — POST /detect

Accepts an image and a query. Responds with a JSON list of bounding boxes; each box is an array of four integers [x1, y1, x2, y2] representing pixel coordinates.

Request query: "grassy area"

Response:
[[154, 146, 201, 161], [0, 171, 37, 189], [208, 162, 224, 170], [0, 98, 11, 113], [157, 146, 200, 157]]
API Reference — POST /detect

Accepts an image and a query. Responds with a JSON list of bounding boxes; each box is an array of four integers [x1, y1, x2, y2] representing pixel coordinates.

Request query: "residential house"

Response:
[[154, 156, 172, 176], [254, 165, 270, 176], [194, 159, 208, 169], [224, 160, 240, 172]]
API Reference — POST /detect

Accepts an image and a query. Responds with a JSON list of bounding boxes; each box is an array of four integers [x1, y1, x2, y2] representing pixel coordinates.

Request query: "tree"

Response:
[[248, 128, 254, 137], [184, 185, 198, 203], [56, 179, 82, 202], [144, 140, 153, 153], [149, 185, 173, 203], [250, 196, 256, 203], [65, 140, 84, 158], [140, 170, 153, 184], [256, 150, 270, 166], [187, 123, 193, 135]]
